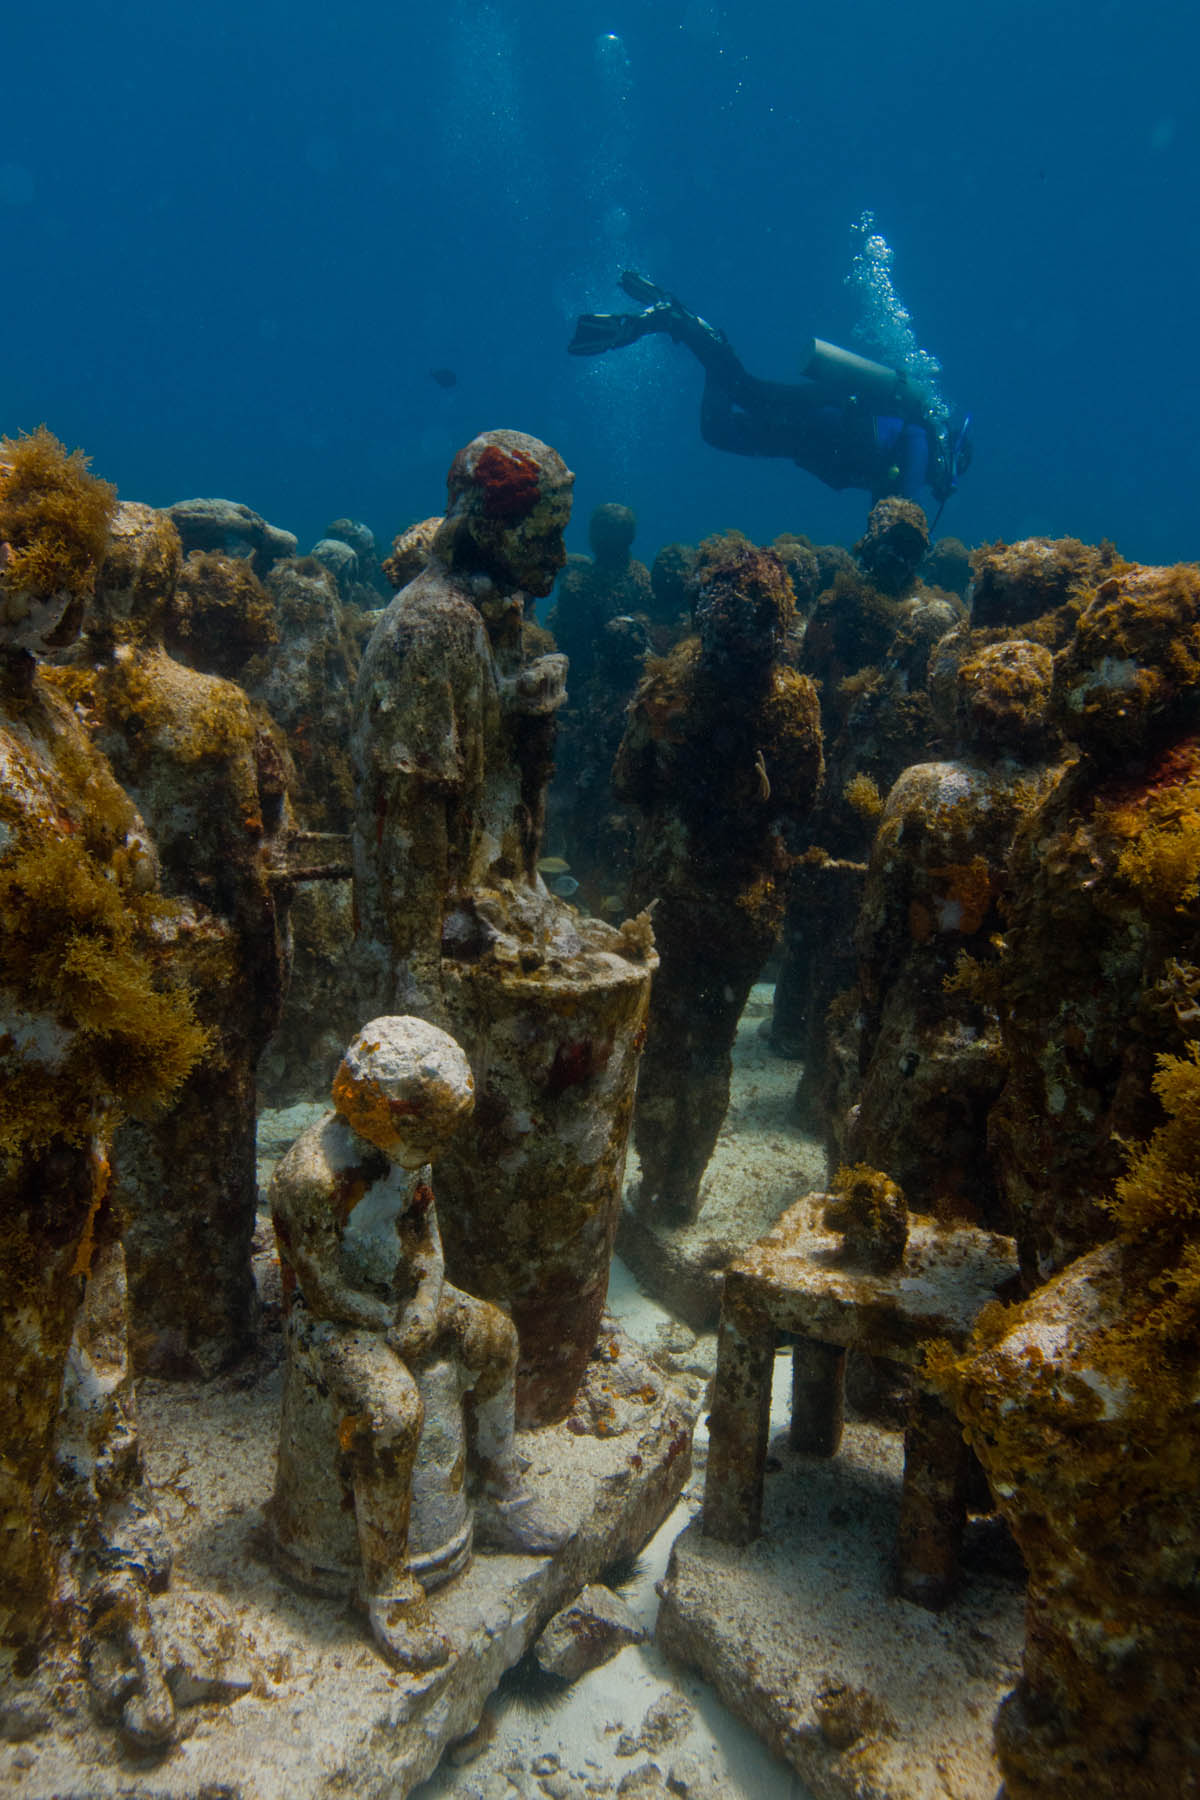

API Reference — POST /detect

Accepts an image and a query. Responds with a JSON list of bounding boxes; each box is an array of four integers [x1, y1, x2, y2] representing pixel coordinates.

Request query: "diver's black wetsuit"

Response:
[[569, 278, 946, 508], [693, 332, 933, 499]]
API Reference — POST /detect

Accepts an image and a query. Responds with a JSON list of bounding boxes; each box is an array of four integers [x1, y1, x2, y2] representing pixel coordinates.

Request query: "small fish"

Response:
[[551, 874, 580, 898], [599, 894, 624, 915], [537, 856, 571, 874], [430, 367, 458, 389]]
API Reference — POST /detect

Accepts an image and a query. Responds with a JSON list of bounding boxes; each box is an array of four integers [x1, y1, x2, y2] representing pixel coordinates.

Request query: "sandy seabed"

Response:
[[410, 986, 1023, 1800]]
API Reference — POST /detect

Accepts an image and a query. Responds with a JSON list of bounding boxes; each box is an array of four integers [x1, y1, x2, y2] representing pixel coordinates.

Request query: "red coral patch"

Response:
[[474, 444, 541, 521]]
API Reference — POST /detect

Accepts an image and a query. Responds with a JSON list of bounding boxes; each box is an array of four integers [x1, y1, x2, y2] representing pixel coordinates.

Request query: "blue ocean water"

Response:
[[4, 1, 1196, 568]]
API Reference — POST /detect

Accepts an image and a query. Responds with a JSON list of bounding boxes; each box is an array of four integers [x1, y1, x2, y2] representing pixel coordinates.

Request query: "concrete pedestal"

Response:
[[7, 1321, 695, 1800]]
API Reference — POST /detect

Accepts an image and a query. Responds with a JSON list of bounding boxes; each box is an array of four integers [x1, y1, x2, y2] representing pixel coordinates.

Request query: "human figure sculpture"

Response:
[[47, 493, 294, 1374], [613, 535, 824, 1223], [826, 636, 1060, 1226], [268, 1014, 571, 1671], [1, 428, 193, 1742], [351, 432, 658, 1427], [545, 502, 651, 688], [351, 429, 573, 1023], [544, 503, 654, 897]]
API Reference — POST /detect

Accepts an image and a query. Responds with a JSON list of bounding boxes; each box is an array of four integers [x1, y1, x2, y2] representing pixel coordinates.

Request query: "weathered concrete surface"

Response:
[[7, 1322, 695, 1800], [658, 1414, 1025, 1800]]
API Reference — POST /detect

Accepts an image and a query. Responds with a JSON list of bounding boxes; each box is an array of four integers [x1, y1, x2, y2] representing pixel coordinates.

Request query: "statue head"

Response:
[[433, 431, 574, 605], [693, 538, 795, 675], [588, 502, 636, 569], [332, 1015, 475, 1170]]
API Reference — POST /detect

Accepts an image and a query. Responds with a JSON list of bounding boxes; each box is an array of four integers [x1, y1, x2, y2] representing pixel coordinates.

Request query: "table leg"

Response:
[[897, 1381, 969, 1609], [789, 1337, 846, 1456], [702, 1278, 774, 1543]]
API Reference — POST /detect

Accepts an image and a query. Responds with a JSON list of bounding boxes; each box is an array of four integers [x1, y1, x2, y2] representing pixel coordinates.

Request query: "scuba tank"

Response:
[[802, 338, 926, 422]]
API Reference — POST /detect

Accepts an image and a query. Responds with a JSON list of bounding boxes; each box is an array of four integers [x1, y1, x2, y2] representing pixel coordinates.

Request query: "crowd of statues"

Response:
[[2, 417, 1197, 1797]]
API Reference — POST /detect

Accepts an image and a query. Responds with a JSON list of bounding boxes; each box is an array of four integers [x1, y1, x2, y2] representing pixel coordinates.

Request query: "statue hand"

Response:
[[387, 1309, 439, 1366]]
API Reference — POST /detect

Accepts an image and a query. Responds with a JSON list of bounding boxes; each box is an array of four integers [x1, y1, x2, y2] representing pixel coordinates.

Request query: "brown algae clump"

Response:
[[824, 1163, 909, 1271], [0, 425, 117, 611], [0, 833, 212, 1162], [1102, 1041, 1200, 1365], [843, 771, 884, 820]]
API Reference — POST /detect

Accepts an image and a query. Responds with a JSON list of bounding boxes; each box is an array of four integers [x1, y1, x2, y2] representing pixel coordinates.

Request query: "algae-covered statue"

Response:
[[268, 1015, 571, 1671], [42, 478, 294, 1377], [826, 634, 1060, 1228], [614, 534, 824, 1223], [0, 428, 202, 1746], [351, 432, 657, 1427], [351, 429, 574, 1023], [544, 501, 655, 897]]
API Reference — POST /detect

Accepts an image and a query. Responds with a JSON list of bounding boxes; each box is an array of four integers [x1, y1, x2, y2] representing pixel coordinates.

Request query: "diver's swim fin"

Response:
[[619, 269, 670, 305], [568, 312, 646, 355]]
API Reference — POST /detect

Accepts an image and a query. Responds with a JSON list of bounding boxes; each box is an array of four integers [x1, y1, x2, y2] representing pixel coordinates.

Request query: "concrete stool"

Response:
[[702, 1192, 1019, 1608]]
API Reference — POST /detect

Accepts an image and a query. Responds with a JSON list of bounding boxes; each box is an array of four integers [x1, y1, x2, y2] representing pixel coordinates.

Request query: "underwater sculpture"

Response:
[[351, 427, 575, 1024], [243, 553, 368, 1106], [703, 1169, 1018, 1609], [613, 533, 823, 1223], [933, 1188, 1200, 1800], [381, 514, 442, 591], [663, 543, 1200, 1800], [0, 428, 202, 1740], [896, 548, 1200, 1799], [544, 501, 655, 896], [933, 555, 1200, 1798], [45, 492, 294, 1375], [268, 1015, 570, 1671], [770, 503, 963, 1095], [546, 501, 652, 684], [351, 430, 657, 1424], [826, 633, 1061, 1225], [307, 516, 388, 607], [851, 494, 930, 597], [985, 556, 1200, 1277], [164, 495, 297, 576]]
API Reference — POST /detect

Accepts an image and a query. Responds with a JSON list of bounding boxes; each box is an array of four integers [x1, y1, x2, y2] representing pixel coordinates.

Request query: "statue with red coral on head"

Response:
[[350, 431, 657, 1426]]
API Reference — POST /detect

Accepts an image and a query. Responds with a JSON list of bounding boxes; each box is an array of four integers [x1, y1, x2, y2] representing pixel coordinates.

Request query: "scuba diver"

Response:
[[569, 271, 972, 526]]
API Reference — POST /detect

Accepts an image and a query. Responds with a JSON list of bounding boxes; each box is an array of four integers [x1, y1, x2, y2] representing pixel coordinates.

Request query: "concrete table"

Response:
[[702, 1192, 1019, 1607]]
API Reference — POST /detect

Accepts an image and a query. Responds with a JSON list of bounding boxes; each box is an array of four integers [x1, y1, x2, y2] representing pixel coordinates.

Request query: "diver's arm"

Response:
[[895, 421, 931, 501], [868, 416, 931, 504]]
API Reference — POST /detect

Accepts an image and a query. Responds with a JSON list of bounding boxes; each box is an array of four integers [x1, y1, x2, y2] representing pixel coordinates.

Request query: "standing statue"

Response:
[[614, 535, 824, 1222], [544, 502, 655, 900], [350, 432, 657, 1426], [0, 427, 197, 1743], [48, 493, 294, 1375], [268, 1015, 571, 1671], [351, 429, 574, 1025]]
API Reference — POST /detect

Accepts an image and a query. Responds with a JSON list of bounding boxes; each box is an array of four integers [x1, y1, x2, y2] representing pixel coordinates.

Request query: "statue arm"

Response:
[[271, 1144, 394, 1333], [387, 1177, 446, 1362], [761, 671, 824, 822]]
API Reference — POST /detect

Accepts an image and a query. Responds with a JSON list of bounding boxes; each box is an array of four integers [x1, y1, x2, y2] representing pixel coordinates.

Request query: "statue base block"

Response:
[[658, 1414, 1025, 1800], [9, 1320, 695, 1800]]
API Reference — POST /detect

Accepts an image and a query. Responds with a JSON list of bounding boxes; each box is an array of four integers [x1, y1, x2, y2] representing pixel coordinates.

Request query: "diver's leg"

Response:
[[701, 372, 846, 465], [700, 375, 769, 455], [569, 272, 749, 385]]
